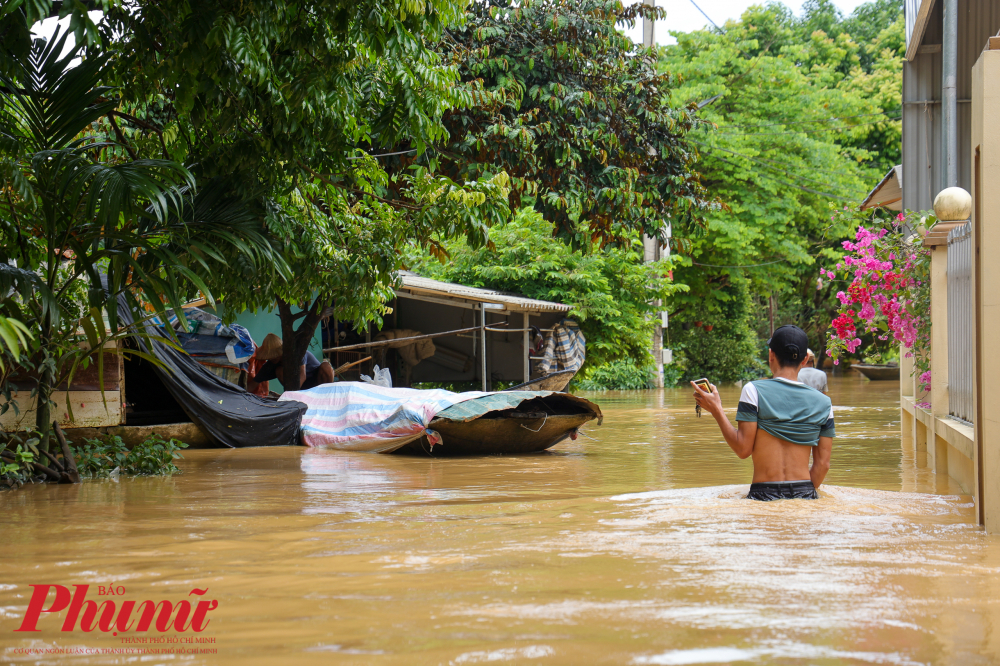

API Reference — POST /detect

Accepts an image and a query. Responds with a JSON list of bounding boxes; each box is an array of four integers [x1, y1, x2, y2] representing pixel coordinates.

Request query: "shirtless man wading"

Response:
[[691, 325, 835, 501]]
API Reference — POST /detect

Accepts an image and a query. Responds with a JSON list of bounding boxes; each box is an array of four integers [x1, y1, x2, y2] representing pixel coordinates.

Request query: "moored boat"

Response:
[[852, 364, 901, 381], [502, 370, 576, 392], [397, 392, 602, 456]]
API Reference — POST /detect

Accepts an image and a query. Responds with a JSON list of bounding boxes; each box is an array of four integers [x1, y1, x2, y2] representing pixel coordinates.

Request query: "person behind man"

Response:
[[691, 325, 835, 501], [247, 333, 335, 393], [797, 349, 828, 393]]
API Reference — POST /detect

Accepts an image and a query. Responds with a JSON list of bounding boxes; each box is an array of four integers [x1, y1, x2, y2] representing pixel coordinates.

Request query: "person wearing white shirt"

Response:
[[797, 349, 828, 393]]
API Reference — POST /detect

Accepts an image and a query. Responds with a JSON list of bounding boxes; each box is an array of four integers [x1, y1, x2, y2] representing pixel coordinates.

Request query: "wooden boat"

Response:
[[396, 392, 601, 456], [852, 364, 901, 381], [503, 370, 576, 392]]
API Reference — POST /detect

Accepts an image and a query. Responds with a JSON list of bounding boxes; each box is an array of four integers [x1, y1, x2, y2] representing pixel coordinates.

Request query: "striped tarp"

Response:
[[278, 382, 487, 452]]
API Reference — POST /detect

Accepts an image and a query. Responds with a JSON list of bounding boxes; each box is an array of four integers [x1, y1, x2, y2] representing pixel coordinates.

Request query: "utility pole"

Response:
[[642, 0, 667, 389]]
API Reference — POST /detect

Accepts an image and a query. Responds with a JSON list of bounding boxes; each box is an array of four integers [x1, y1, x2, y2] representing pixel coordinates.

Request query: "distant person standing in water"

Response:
[[797, 349, 828, 393], [691, 325, 835, 501]]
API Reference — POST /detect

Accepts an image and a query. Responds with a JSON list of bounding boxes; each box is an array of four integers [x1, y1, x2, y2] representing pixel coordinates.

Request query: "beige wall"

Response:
[[972, 48, 1000, 533], [0, 391, 124, 430]]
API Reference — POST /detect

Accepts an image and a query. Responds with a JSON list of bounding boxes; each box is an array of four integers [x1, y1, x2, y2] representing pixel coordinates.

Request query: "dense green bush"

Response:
[[575, 358, 654, 391], [72, 434, 188, 478], [0, 431, 39, 489]]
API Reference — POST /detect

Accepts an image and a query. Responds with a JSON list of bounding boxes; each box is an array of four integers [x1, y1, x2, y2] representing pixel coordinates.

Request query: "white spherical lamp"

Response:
[[933, 187, 972, 221]]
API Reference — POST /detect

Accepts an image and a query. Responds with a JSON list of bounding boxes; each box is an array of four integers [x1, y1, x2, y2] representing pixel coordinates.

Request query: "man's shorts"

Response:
[[747, 480, 818, 501]]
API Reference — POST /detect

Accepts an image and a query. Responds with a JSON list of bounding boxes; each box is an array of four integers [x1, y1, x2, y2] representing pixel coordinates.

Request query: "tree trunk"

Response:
[[275, 296, 333, 392], [35, 319, 54, 454]]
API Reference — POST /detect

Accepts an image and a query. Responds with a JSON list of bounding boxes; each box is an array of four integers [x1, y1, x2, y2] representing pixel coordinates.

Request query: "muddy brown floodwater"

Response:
[[3, 375, 1000, 665]]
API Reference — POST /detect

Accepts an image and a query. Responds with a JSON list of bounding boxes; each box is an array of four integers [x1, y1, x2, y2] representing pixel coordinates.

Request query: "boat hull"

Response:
[[396, 392, 602, 456], [503, 370, 576, 392], [853, 364, 900, 381]]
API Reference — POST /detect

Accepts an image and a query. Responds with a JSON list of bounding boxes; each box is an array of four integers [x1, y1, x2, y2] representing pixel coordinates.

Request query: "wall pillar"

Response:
[[972, 46, 1000, 532]]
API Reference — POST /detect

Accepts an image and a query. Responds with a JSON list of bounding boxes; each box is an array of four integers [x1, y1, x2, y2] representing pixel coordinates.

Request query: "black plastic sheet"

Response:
[[118, 295, 306, 448]]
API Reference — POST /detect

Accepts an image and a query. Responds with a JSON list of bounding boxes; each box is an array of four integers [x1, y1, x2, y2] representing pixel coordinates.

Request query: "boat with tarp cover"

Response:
[[278, 383, 601, 455]]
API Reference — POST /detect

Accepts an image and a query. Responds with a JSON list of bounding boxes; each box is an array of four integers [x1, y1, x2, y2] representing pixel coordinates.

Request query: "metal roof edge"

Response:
[[905, 0, 937, 61], [860, 165, 903, 211], [395, 271, 571, 313]]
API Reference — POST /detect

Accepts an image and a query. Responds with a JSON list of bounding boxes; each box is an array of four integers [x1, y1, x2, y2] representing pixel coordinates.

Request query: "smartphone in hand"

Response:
[[693, 378, 711, 417]]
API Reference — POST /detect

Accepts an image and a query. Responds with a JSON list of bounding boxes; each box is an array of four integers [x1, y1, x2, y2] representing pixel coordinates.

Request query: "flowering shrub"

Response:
[[822, 209, 932, 390]]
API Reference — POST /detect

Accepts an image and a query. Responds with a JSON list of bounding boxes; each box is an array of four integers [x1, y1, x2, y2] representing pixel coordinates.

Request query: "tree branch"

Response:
[[107, 113, 138, 160], [298, 162, 424, 211], [110, 110, 161, 133]]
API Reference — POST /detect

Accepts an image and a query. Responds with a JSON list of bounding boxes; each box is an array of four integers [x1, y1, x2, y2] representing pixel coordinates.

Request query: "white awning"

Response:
[[860, 165, 902, 211], [395, 271, 570, 314]]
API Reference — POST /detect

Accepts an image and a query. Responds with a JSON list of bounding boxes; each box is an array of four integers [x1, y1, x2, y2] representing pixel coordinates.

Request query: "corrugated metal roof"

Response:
[[396, 271, 571, 313]]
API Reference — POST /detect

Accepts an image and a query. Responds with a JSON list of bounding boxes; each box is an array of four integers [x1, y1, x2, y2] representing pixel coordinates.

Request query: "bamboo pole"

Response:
[[333, 356, 371, 375], [480, 304, 487, 391], [321, 323, 507, 354]]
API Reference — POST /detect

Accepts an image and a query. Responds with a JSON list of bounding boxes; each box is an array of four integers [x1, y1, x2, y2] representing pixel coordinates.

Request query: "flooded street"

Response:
[[4, 375, 1000, 664]]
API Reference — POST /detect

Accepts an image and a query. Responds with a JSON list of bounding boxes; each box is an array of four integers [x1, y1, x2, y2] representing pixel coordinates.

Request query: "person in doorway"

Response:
[[691, 325, 835, 501], [248, 333, 335, 393], [797, 349, 828, 393]]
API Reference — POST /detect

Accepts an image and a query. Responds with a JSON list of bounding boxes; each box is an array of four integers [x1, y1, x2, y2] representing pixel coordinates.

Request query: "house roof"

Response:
[[860, 165, 903, 211], [905, 0, 936, 61], [395, 271, 571, 314]]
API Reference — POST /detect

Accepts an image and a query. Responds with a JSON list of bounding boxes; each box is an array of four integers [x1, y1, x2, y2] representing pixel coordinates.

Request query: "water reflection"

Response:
[[2, 375, 999, 665]]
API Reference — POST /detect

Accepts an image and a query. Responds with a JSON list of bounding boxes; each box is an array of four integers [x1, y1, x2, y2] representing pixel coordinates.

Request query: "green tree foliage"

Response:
[[406, 208, 686, 372], [90, 0, 513, 389], [659, 0, 902, 371], [575, 358, 654, 391], [665, 279, 765, 384], [0, 26, 275, 449], [434, 0, 709, 248]]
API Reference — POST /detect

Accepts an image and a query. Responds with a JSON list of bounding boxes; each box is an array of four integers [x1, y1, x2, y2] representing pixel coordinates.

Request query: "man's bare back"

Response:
[[691, 325, 835, 500]]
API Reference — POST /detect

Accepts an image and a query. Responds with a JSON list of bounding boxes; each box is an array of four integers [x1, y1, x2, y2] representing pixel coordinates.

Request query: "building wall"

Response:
[[902, 0, 1000, 211], [972, 47, 1000, 532]]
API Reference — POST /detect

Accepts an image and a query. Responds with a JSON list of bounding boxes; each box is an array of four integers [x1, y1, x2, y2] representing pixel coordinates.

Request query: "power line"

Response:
[[718, 116, 901, 137], [699, 150, 855, 200], [692, 259, 788, 268], [691, 138, 861, 180], [346, 149, 417, 160], [717, 111, 900, 130], [688, 0, 724, 33], [690, 139, 864, 196]]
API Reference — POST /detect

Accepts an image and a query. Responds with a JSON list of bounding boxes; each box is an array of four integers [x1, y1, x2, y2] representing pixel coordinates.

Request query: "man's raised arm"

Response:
[[692, 382, 758, 459]]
